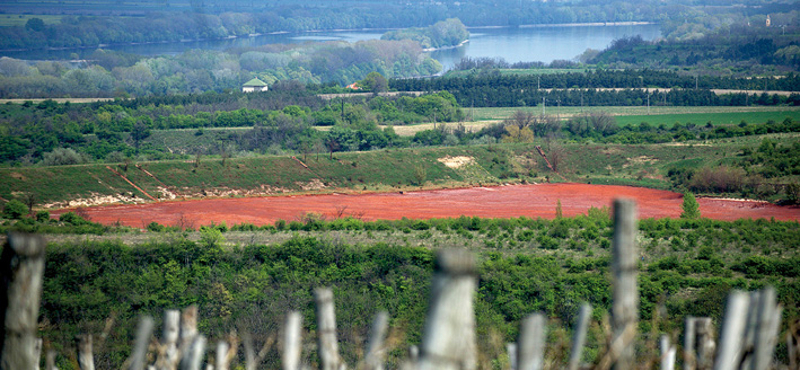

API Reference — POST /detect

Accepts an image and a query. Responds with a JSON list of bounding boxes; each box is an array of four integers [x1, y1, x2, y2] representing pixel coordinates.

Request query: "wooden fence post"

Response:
[[418, 249, 478, 370], [180, 335, 206, 370], [283, 311, 302, 370], [157, 309, 181, 370], [741, 291, 761, 370], [364, 311, 389, 370], [507, 343, 517, 370], [518, 313, 546, 370], [0, 233, 46, 370], [660, 335, 676, 370], [713, 291, 749, 370], [129, 316, 154, 370], [408, 345, 419, 364], [76, 334, 95, 370], [181, 306, 198, 348], [753, 287, 781, 370], [683, 317, 696, 370], [568, 303, 592, 370], [45, 349, 57, 370], [611, 199, 638, 370], [243, 331, 273, 370], [314, 288, 342, 370], [214, 341, 229, 370], [34, 338, 42, 370], [694, 318, 715, 370]]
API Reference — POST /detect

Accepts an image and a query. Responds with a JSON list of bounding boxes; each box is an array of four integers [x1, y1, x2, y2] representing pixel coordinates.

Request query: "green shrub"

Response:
[[2, 200, 28, 219], [58, 212, 86, 225], [147, 222, 165, 232], [681, 192, 701, 219], [35, 210, 50, 222]]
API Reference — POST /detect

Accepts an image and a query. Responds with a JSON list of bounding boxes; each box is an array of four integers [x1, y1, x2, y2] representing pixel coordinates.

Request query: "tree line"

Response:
[[0, 39, 441, 98], [590, 23, 800, 71], [394, 69, 800, 93], [0, 0, 733, 51], [0, 90, 464, 165], [381, 18, 469, 50]]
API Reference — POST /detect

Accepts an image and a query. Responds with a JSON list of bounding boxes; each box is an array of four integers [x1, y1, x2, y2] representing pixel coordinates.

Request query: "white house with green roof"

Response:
[[242, 78, 268, 93]]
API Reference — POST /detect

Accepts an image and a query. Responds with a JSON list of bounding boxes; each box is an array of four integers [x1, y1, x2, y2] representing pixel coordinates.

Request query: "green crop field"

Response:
[[471, 106, 800, 124], [615, 110, 800, 127], [0, 14, 63, 27]]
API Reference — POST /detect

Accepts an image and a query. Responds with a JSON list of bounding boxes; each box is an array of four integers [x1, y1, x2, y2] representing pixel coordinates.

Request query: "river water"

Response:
[[5, 23, 660, 70]]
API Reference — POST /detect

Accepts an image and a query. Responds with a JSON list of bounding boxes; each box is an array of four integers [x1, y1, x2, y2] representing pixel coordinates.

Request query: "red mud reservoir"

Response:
[[59, 184, 800, 228]]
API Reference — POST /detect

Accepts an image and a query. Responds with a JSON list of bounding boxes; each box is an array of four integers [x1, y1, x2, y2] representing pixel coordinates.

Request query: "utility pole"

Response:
[[542, 97, 545, 116]]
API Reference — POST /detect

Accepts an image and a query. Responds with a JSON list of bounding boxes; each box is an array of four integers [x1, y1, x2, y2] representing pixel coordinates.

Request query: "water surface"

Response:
[[3, 23, 660, 70]]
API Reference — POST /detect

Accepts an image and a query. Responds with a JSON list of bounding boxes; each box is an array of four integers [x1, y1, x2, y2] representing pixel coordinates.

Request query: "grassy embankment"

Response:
[[1, 129, 791, 208]]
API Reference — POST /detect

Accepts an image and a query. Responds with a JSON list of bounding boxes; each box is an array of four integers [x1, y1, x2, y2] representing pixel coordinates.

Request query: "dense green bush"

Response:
[[31, 213, 800, 369], [2, 199, 27, 219]]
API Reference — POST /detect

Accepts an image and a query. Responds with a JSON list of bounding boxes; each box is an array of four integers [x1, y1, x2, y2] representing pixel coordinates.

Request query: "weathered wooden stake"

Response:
[[0, 233, 46, 370], [518, 313, 546, 370], [694, 318, 715, 370], [243, 331, 273, 370], [180, 335, 206, 370], [45, 349, 57, 370], [181, 306, 199, 347], [283, 311, 302, 370], [753, 287, 781, 370], [364, 311, 389, 370], [660, 335, 676, 370], [408, 345, 419, 364], [683, 317, 696, 370], [713, 291, 749, 370], [418, 249, 478, 370], [158, 309, 181, 370], [741, 291, 761, 370], [76, 334, 95, 370], [34, 338, 42, 370], [315, 288, 342, 370], [568, 303, 592, 370], [215, 341, 229, 370], [611, 199, 638, 370], [129, 316, 155, 370], [507, 343, 517, 370]]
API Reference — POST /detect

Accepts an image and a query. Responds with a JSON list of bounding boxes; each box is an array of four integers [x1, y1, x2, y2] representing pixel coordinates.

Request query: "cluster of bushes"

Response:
[[381, 18, 469, 49], [0, 36, 441, 98], [667, 137, 800, 199], [590, 23, 800, 70], [35, 213, 800, 368], [1, 208, 110, 235], [604, 118, 800, 144], [0, 90, 464, 165]]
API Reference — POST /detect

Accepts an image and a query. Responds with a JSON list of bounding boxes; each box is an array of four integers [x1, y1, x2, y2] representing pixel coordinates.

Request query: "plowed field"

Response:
[[56, 184, 800, 228]]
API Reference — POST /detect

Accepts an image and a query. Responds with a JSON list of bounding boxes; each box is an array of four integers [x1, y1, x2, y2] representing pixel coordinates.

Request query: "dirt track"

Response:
[[55, 184, 800, 228]]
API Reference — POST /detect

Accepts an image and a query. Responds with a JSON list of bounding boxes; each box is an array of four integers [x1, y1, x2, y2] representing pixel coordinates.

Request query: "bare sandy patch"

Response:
[[624, 155, 658, 168], [438, 156, 475, 169]]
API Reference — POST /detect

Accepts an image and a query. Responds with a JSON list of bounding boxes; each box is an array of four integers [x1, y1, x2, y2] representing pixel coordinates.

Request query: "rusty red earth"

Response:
[[52, 184, 800, 228]]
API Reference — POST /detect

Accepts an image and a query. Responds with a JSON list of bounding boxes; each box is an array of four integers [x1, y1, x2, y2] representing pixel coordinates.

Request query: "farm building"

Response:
[[242, 78, 268, 93]]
